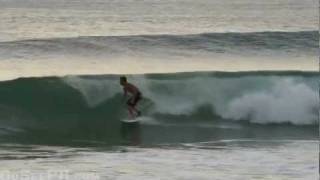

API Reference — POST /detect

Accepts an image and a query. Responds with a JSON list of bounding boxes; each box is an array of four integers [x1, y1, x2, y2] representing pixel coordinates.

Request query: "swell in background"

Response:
[[0, 31, 318, 81]]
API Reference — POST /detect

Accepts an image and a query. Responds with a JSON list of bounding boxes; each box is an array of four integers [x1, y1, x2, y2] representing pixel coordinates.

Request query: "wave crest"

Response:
[[222, 79, 318, 125]]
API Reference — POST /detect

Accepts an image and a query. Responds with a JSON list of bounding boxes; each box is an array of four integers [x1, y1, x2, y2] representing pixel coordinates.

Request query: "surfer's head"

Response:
[[120, 76, 127, 85]]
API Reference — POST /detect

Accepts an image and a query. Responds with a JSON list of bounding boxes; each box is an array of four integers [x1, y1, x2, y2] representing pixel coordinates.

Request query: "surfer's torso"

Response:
[[123, 82, 140, 96]]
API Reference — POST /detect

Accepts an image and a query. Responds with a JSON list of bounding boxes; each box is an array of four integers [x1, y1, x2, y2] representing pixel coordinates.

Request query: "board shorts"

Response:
[[127, 92, 142, 107]]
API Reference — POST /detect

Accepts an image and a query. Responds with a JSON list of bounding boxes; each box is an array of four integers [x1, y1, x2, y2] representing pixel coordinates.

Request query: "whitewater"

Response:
[[0, 0, 318, 180]]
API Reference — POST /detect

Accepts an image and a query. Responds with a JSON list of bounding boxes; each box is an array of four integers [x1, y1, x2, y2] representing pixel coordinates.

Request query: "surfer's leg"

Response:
[[132, 94, 142, 116], [127, 98, 135, 118], [127, 94, 142, 117], [136, 109, 141, 116], [128, 106, 135, 119], [128, 105, 140, 118], [131, 105, 141, 117]]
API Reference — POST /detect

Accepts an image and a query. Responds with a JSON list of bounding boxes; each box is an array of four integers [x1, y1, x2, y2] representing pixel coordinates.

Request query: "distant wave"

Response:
[[0, 31, 317, 60], [0, 31, 317, 81]]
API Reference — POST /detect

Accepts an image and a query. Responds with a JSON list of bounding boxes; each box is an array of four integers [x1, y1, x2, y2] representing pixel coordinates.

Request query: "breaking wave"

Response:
[[0, 71, 318, 145], [0, 71, 318, 126]]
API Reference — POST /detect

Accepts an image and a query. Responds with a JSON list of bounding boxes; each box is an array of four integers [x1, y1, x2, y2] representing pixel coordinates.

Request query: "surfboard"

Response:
[[121, 116, 155, 124], [121, 118, 140, 123]]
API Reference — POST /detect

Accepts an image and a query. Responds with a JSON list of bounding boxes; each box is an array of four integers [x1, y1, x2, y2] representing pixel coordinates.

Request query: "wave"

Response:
[[0, 71, 318, 123], [0, 31, 317, 81], [0, 31, 317, 60], [0, 71, 318, 145]]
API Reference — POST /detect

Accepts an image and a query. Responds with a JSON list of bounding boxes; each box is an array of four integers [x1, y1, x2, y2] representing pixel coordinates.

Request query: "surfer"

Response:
[[120, 76, 142, 118]]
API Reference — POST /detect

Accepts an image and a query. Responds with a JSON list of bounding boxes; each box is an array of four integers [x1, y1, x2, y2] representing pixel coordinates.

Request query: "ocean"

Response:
[[0, 0, 318, 179]]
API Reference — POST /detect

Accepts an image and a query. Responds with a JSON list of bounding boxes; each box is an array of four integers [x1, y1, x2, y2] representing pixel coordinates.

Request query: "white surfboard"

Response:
[[121, 116, 157, 125], [121, 118, 140, 123]]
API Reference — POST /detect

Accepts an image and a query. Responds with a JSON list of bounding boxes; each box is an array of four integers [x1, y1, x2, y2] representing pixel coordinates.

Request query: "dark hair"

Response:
[[120, 76, 127, 82]]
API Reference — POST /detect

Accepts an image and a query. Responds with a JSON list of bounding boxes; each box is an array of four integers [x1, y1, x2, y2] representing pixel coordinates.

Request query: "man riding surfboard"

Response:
[[120, 76, 142, 119]]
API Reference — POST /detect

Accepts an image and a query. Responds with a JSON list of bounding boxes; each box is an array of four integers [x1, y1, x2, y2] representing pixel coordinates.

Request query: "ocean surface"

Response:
[[0, 0, 318, 179]]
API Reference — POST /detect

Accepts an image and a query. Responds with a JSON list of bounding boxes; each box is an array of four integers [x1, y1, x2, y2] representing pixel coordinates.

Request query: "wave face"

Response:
[[0, 71, 318, 145]]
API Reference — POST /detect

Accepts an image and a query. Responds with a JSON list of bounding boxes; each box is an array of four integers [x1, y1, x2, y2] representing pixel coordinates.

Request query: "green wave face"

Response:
[[0, 71, 318, 146]]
